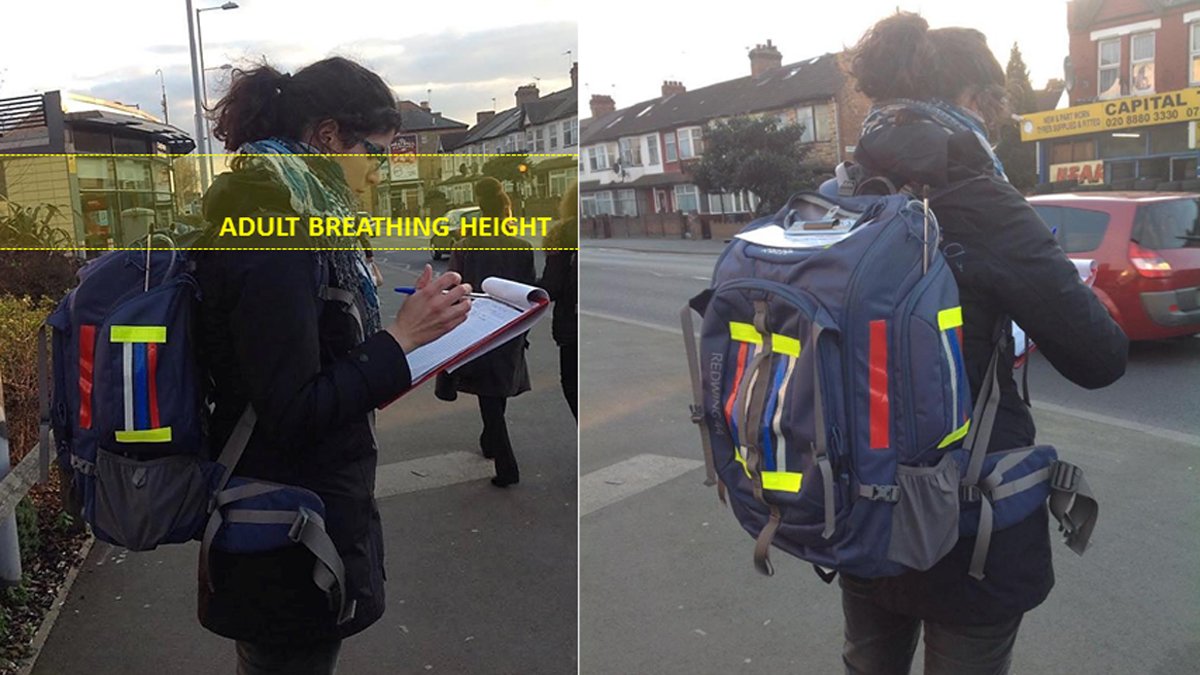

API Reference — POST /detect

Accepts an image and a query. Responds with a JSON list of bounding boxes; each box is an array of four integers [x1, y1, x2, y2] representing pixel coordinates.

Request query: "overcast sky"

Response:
[[580, 0, 1072, 116], [0, 0, 577, 141]]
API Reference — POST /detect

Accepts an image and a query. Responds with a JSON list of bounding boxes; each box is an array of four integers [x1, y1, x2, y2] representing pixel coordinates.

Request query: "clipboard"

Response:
[[398, 277, 550, 392]]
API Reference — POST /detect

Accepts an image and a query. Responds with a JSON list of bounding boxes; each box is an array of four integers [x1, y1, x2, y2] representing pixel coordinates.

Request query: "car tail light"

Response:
[[1129, 241, 1172, 278]]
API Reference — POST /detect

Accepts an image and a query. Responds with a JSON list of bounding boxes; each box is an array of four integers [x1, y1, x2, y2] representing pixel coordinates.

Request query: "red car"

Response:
[[1027, 192, 1200, 341]]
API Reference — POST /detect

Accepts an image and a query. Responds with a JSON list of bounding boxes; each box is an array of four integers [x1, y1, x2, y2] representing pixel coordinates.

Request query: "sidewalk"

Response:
[[30, 319, 577, 675], [580, 313, 1200, 675]]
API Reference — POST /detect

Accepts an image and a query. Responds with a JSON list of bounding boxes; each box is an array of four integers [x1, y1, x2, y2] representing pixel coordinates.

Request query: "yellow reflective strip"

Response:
[[110, 326, 167, 343], [762, 471, 803, 492], [937, 307, 963, 331], [771, 335, 801, 357], [730, 322, 762, 345], [937, 420, 971, 449], [115, 427, 173, 443], [733, 447, 751, 478]]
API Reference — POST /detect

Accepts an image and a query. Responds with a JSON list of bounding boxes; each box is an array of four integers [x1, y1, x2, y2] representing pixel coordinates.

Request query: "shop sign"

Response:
[[1020, 88, 1200, 142], [389, 133, 420, 182], [1049, 160, 1105, 185]]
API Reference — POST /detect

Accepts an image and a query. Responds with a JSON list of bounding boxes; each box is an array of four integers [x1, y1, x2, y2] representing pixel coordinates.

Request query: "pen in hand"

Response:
[[395, 287, 487, 297]]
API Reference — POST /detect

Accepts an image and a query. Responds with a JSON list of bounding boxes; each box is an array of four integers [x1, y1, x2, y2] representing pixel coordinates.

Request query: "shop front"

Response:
[[1022, 87, 1200, 187]]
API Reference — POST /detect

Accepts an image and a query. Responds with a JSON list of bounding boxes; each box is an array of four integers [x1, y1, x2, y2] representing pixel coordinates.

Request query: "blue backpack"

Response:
[[681, 191, 1099, 580], [42, 248, 355, 623]]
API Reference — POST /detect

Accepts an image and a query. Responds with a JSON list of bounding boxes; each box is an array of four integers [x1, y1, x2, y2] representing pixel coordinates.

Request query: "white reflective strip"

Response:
[[941, 331, 958, 428], [122, 342, 133, 431], [773, 355, 797, 472]]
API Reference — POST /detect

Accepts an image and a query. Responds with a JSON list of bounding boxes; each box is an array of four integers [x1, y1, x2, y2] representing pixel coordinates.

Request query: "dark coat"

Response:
[[539, 218, 578, 346], [193, 168, 411, 643], [844, 116, 1128, 625], [447, 235, 536, 398]]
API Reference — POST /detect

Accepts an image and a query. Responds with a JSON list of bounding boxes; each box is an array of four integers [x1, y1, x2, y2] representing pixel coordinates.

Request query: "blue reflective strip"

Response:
[[133, 343, 149, 430], [762, 357, 787, 471], [947, 331, 969, 423]]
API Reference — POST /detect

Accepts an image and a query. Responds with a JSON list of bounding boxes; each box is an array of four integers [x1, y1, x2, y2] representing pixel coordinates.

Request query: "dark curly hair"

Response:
[[208, 56, 403, 152], [850, 12, 1008, 128], [474, 177, 512, 219]]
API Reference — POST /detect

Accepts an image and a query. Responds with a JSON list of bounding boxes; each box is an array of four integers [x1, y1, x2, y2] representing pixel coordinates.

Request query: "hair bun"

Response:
[[850, 11, 938, 102]]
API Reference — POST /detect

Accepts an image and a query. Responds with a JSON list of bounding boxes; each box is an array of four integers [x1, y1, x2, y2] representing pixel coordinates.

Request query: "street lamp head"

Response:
[[221, 1, 238, 9]]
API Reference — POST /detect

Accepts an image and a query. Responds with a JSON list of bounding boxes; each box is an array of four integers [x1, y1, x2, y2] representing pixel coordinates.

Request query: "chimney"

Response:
[[515, 84, 540, 107], [570, 62, 578, 89], [419, 100, 430, 111], [476, 110, 496, 126], [661, 80, 686, 97], [590, 94, 615, 117], [749, 39, 783, 77]]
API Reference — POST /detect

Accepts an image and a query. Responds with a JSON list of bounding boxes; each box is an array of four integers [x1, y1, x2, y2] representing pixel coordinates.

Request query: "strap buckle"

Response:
[[1051, 462, 1081, 493], [863, 484, 899, 502], [960, 484, 982, 502], [288, 507, 314, 543], [689, 404, 703, 425]]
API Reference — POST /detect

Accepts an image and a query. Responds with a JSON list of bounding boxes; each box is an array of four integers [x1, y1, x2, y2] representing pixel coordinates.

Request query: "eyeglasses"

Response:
[[358, 138, 389, 168]]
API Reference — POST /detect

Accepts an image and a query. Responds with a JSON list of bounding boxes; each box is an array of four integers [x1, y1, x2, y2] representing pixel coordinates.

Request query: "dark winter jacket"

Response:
[[447, 235, 536, 398], [540, 218, 578, 346], [193, 167, 411, 643], [842, 113, 1128, 625]]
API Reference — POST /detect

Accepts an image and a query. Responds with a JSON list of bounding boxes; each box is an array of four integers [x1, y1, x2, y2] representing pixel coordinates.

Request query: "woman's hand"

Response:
[[387, 264, 472, 353]]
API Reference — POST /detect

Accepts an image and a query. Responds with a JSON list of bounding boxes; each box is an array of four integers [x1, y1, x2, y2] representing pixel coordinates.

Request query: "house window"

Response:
[[796, 106, 815, 143], [677, 127, 703, 159], [1191, 23, 1200, 85], [549, 124, 559, 150], [619, 137, 642, 166], [535, 129, 546, 153], [525, 130, 534, 151], [563, 119, 576, 146], [707, 191, 752, 214], [645, 134, 660, 165], [1130, 32, 1155, 95], [664, 132, 678, 162], [674, 184, 700, 212], [595, 191, 615, 215], [1098, 38, 1121, 98], [549, 169, 571, 197], [794, 104, 833, 143], [616, 189, 638, 216], [588, 145, 611, 171]]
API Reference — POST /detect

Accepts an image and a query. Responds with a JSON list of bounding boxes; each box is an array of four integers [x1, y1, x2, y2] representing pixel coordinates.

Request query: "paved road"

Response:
[[32, 251, 577, 675], [579, 239, 1200, 674], [581, 242, 1200, 437]]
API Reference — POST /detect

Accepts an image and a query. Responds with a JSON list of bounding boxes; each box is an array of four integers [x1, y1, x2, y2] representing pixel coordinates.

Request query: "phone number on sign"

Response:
[[1104, 107, 1196, 128]]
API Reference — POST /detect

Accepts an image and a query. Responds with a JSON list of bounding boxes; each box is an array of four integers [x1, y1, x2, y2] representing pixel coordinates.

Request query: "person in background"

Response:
[[539, 182, 578, 420], [445, 177, 536, 486], [841, 13, 1127, 674]]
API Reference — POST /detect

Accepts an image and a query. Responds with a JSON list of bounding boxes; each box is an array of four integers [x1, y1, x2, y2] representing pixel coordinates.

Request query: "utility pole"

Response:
[[185, 0, 210, 190]]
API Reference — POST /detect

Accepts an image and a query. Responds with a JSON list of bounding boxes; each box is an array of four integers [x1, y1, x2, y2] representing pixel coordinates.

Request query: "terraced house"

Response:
[[578, 41, 869, 236]]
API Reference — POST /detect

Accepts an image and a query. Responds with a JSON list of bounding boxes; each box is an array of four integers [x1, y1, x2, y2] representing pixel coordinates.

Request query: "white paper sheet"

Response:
[[403, 277, 550, 385]]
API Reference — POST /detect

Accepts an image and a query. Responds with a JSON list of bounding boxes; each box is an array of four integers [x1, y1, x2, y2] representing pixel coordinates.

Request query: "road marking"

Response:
[[1031, 401, 1200, 448], [580, 454, 704, 517], [692, 276, 710, 281], [375, 451, 497, 498], [579, 309, 677, 334]]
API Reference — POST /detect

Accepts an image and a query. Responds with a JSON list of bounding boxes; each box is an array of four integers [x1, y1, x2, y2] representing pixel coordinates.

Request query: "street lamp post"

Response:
[[185, 0, 209, 191], [203, 64, 231, 178], [192, 1, 238, 189], [154, 68, 168, 124]]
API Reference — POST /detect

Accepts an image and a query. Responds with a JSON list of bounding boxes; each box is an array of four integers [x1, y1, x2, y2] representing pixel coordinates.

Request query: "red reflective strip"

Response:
[[725, 342, 749, 426], [869, 320, 889, 449], [147, 342, 160, 428], [79, 324, 96, 430]]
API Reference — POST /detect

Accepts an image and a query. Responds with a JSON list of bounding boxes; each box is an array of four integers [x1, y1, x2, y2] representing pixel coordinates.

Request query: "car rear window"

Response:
[[1133, 199, 1200, 249], [1031, 205, 1110, 253]]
